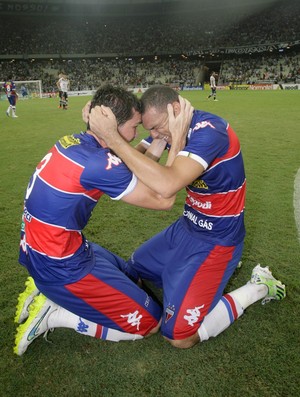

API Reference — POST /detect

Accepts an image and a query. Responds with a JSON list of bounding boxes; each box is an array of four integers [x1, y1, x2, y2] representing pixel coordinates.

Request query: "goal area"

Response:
[[0, 80, 42, 100]]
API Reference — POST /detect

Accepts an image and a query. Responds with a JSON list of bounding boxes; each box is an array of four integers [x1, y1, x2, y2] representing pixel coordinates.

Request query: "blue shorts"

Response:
[[8, 95, 17, 106], [35, 243, 162, 336], [128, 218, 244, 340]]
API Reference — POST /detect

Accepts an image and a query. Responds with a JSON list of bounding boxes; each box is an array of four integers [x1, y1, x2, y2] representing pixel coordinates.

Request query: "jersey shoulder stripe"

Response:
[[208, 124, 240, 170], [39, 145, 102, 201]]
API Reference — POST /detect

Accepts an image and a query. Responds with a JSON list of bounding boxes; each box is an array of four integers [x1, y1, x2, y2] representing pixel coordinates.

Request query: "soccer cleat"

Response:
[[12, 115, 18, 118], [15, 276, 39, 324], [14, 294, 58, 356], [6, 111, 10, 117], [250, 264, 286, 305]]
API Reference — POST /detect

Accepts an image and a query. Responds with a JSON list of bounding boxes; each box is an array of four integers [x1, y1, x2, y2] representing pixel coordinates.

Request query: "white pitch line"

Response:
[[294, 168, 300, 244]]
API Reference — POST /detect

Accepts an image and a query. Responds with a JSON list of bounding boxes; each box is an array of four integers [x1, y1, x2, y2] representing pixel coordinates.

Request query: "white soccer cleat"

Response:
[[15, 276, 40, 324], [250, 264, 286, 305], [12, 115, 18, 118], [14, 294, 58, 356]]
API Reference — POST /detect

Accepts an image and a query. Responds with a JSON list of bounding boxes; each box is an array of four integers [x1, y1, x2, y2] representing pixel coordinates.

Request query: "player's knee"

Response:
[[146, 318, 161, 337], [163, 332, 200, 349]]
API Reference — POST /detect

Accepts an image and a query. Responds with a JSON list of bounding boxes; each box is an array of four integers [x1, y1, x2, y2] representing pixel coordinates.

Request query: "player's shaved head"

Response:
[[141, 85, 179, 114]]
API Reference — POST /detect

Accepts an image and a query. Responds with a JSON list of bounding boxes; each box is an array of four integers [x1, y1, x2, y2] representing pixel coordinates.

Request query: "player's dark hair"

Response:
[[90, 84, 141, 126], [140, 85, 179, 114]]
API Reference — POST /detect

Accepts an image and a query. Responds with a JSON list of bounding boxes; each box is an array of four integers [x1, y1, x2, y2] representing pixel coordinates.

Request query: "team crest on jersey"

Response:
[[165, 304, 175, 323], [59, 135, 81, 149], [192, 179, 208, 189]]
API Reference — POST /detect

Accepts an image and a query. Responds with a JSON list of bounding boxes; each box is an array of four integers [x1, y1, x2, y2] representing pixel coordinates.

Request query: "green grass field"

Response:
[[1, 89, 299, 397]]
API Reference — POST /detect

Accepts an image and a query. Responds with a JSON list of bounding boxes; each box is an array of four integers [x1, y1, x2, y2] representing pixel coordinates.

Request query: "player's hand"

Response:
[[168, 96, 194, 151], [89, 105, 118, 143]]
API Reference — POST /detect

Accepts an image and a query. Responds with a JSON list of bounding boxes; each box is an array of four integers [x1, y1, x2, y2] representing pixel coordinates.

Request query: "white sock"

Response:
[[198, 282, 268, 342], [198, 294, 243, 341], [48, 306, 143, 342], [229, 282, 268, 310]]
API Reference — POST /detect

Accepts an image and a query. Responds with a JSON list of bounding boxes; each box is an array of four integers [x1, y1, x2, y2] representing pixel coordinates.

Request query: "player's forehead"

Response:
[[142, 107, 166, 130], [127, 108, 142, 125]]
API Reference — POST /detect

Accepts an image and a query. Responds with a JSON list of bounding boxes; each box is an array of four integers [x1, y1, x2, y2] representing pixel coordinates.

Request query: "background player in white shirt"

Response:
[[207, 71, 218, 101], [56, 73, 70, 109]]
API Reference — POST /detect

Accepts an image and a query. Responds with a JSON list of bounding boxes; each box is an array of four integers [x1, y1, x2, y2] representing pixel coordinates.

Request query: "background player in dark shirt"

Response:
[[3, 75, 18, 117]]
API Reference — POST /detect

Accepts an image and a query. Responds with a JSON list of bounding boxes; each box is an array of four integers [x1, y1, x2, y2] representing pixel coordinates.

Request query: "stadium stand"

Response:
[[0, 0, 299, 91]]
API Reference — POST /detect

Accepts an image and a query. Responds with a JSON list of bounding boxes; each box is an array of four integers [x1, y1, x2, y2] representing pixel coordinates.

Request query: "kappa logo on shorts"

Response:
[[183, 304, 205, 327], [165, 304, 175, 323], [121, 310, 142, 330]]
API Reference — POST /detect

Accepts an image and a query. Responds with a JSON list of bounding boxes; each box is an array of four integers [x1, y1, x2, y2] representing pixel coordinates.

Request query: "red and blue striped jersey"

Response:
[[3, 80, 17, 97], [179, 110, 246, 245], [19, 132, 137, 283]]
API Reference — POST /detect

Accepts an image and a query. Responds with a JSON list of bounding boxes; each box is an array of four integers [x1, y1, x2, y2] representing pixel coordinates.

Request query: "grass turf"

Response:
[[0, 89, 299, 396]]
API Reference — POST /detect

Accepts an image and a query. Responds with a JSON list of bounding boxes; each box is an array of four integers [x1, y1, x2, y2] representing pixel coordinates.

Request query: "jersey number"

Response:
[[25, 153, 52, 200]]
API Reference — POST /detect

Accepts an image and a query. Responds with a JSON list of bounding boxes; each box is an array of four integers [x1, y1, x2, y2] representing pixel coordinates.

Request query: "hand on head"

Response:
[[88, 105, 118, 144], [168, 96, 194, 150]]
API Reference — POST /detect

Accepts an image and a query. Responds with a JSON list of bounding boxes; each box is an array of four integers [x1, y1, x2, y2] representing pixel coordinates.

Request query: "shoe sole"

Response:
[[14, 294, 48, 356], [15, 277, 39, 323]]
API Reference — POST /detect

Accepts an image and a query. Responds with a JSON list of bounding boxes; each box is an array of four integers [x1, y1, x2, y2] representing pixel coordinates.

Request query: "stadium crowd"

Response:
[[0, 54, 299, 93], [0, 1, 299, 56], [0, 0, 299, 91], [220, 53, 300, 84]]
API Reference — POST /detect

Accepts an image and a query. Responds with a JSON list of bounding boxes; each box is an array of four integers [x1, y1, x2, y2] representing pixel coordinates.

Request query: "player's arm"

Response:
[[120, 179, 176, 210], [135, 141, 148, 154], [120, 138, 173, 209], [136, 137, 167, 162]]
